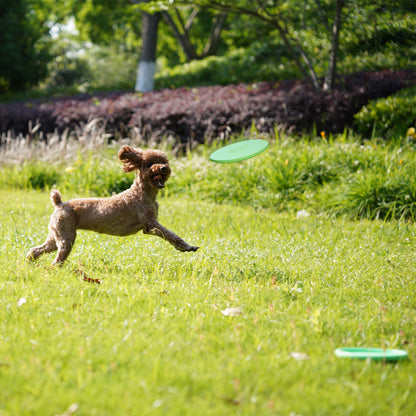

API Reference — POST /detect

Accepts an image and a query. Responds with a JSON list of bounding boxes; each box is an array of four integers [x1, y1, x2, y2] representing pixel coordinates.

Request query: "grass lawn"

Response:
[[1, 188, 415, 415]]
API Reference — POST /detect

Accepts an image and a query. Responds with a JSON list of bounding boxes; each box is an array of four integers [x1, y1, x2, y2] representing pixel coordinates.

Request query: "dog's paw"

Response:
[[178, 245, 199, 252]]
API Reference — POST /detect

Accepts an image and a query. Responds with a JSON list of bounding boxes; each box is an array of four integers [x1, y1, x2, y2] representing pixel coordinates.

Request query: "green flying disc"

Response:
[[335, 347, 408, 361], [210, 139, 269, 163]]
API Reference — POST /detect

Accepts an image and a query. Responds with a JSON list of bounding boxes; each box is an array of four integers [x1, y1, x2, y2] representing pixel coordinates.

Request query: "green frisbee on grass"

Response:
[[210, 139, 269, 163], [335, 347, 408, 361]]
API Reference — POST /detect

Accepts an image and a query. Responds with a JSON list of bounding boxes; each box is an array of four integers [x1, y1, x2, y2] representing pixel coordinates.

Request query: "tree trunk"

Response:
[[201, 12, 227, 57], [323, 0, 345, 92], [270, 19, 321, 91], [135, 11, 159, 92]]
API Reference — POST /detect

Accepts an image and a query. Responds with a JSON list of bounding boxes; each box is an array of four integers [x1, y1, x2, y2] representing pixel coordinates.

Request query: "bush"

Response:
[[354, 86, 416, 140], [0, 162, 61, 190], [1, 70, 416, 143], [170, 136, 416, 221], [3, 135, 416, 221], [327, 172, 416, 221], [155, 45, 297, 89], [60, 154, 132, 196], [45, 54, 91, 91], [0, 153, 132, 196]]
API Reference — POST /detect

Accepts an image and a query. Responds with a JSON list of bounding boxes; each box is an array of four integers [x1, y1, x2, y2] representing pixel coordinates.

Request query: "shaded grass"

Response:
[[1, 189, 416, 415]]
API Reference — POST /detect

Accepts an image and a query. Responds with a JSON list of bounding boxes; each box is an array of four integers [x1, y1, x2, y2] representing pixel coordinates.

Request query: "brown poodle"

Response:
[[26, 145, 199, 265]]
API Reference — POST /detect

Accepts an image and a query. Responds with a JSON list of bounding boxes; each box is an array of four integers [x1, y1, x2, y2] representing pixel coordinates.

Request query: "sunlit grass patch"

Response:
[[1, 189, 416, 415]]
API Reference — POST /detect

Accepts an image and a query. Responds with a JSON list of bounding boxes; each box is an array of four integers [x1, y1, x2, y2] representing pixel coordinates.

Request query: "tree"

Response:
[[161, 8, 227, 61], [133, 1, 227, 91], [127, 1, 158, 92], [67, 0, 142, 50], [135, 10, 160, 92], [62, 0, 227, 92], [142, 0, 347, 91], [323, 0, 345, 91], [0, 0, 52, 94]]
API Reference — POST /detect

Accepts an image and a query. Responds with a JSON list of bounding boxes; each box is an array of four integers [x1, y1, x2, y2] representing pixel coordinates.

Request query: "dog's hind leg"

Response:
[[53, 232, 76, 265], [26, 235, 57, 262]]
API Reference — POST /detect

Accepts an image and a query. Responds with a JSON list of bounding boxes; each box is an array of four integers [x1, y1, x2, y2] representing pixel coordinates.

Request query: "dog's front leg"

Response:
[[143, 221, 199, 252]]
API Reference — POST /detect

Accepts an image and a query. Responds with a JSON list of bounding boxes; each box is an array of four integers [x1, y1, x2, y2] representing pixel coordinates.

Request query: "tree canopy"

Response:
[[1, 0, 416, 94], [141, 0, 348, 91], [0, 0, 52, 93]]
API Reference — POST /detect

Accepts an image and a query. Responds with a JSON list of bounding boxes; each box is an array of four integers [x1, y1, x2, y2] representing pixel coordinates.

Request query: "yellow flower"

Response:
[[320, 131, 326, 139], [65, 166, 76, 173], [407, 127, 416, 138]]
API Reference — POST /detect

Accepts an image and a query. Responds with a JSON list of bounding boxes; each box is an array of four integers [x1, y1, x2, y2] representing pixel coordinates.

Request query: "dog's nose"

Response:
[[161, 166, 168, 173]]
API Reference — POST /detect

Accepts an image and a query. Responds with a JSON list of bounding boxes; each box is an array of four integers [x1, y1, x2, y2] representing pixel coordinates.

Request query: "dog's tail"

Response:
[[50, 190, 63, 207]]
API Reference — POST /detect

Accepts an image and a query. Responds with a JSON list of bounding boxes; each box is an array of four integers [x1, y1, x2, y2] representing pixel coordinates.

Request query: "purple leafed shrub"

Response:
[[1, 70, 415, 143]]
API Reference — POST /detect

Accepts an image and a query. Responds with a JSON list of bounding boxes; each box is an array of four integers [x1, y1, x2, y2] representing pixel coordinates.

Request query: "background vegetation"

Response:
[[2, 132, 416, 221], [1, 0, 416, 97]]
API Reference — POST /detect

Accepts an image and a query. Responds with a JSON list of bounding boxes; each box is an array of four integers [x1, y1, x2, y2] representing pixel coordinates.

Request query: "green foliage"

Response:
[[339, 12, 416, 74], [3, 135, 416, 222], [145, 0, 342, 90], [60, 153, 133, 196], [345, 17, 416, 53], [155, 9, 416, 90], [156, 45, 298, 88], [353, 87, 416, 140], [168, 135, 416, 220], [69, 0, 142, 50], [0, 162, 61, 190], [0, 152, 131, 195], [158, 7, 230, 65], [45, 48, 91, 91], [0, 0, 52, 94], [1, 189, 416, 415], [85, 46, 139, 91], [3, 0, 416, 97], [42, 42, 139, 93], [146, 0, 416, 91], [327, 171, 416, 221]]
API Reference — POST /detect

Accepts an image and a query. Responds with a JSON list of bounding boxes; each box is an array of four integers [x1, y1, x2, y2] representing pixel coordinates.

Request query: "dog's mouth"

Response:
[[152, 174, 166, 189]]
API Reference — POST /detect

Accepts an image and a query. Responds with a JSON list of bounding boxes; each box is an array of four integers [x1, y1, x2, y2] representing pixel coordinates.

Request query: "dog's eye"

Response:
[[145, 162, 153, 169]]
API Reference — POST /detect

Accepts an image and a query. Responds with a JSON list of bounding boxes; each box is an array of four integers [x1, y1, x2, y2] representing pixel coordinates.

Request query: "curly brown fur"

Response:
[[27, 146, 199, 266], [118, 145, 143, 172]]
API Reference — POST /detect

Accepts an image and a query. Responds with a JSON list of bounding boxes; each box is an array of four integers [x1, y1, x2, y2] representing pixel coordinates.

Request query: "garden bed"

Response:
[[1, 69, 415, 143]]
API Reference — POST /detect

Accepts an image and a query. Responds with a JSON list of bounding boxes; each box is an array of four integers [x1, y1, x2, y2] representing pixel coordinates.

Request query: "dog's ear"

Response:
[[118, 146, 143, 172]]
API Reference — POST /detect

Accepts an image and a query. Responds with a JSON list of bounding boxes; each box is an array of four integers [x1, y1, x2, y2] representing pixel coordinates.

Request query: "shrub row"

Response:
[[1, 70, 415, 143], [354, 86, 416, 140]]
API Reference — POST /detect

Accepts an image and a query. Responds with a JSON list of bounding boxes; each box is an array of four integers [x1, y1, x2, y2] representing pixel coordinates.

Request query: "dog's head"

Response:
[[118, 145, 171, 189]]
